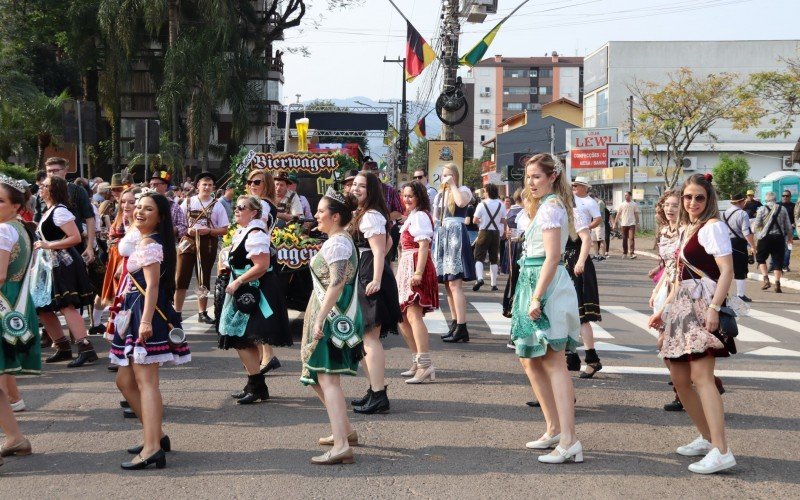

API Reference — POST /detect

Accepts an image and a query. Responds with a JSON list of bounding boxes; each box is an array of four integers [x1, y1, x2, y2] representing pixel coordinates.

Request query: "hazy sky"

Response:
[[280, 0, 798, 104]]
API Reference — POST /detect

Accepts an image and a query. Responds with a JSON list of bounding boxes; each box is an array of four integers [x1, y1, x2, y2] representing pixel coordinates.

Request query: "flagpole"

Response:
[[499, 0, 532, 24], [385, 0, 412, 25]]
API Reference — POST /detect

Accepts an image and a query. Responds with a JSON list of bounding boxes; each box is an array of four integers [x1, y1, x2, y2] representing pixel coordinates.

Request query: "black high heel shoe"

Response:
[[127, 435, 171, 455], [121, 449, 166, 470], [440, 320, 458, 340]]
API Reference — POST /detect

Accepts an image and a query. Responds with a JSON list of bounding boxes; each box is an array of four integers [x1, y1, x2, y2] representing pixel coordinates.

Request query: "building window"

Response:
[[480, 135, 485, 141], [266, 80, 282, 102], [503, 69, 528, 78], [539, 86, 551, 95], [539, 68, 553, 78], [596, 89, 609, 127], [528, 69, 538, 77], [503, 102, 524, 110], [503, 87, 538, 95], [480, 119, 491, 126], [584, 93, 596, 128]]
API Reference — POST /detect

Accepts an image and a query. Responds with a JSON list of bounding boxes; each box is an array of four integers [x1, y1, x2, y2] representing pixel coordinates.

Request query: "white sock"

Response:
[[475, 261, 484, 280], [736, 279, 746, 297], [490, 264, 498, 286], [92, 308, 104, 327]]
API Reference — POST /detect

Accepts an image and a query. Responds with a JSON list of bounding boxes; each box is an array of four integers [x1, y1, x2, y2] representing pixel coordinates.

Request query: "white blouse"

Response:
[[697, 221, 733, 257], [232, 219, 271, 259], [320, 233, 353, 264], [432, 186, 473, 218], [127, 241, 163, 273], [400, 210, 434, 242], [118, 227, 142, 257], [0, 223, 19, 252], [359, 209, 387, 239], [538, 201, 566, 230], [49, 205, 76, 227]]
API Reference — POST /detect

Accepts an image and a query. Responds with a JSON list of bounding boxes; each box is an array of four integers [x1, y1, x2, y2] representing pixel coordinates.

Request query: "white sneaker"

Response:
[[10, 399, 26, 412], [676, 436, 712, 456], [526, 433, 561, 449], [688, 448, 736, 474]]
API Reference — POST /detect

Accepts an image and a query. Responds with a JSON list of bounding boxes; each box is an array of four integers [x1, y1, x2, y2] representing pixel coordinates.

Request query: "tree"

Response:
[[407, 138, 428, 174], [628, 68, 763, 189], [747, 55, 800, 139], [463, 158, 482, 190], [712, 154, 755, 200]]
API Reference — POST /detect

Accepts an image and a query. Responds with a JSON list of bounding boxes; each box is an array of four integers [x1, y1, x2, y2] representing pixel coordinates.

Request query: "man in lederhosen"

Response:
[[471, 183, 506, 292], [175, 172, 229, 323], [722, 193, 756, 302], [274, 172, 303, 228]]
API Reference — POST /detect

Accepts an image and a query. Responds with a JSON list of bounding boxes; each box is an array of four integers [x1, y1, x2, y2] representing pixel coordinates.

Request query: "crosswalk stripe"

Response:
[[590, 322, 614, 339], [578, 341, 645, 353], [595, 365, 800, 381], [790, 310, 800, 315], [734, 325, 779, 343], [601, 305, 658, 338], [747, 308, 800, 337], [424, 309, 450, 335], [471, 302, 511, 337], [743, 346, 800, 358]]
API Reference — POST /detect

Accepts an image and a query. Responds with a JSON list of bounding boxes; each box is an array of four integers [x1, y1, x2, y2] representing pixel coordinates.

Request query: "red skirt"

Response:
[[397, 248, 439, 314], [100, 244, 123, 307]]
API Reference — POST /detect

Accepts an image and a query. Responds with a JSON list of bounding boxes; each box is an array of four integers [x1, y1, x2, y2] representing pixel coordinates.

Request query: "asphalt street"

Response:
[[3, 254, 799, 498]]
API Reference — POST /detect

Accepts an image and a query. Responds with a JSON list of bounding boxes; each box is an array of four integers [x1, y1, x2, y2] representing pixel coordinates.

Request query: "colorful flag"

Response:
[[385, 124, 399, 145], [413, 117, 426, 138], [459, 21, 502, 67], [405, 21, 436, 82]]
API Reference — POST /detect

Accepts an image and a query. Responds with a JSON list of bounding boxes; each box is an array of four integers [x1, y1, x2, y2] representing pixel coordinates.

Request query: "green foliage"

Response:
[[0, 161, 36, 183], [747, 56, 800, 139], [463, 159, 483, 190], [408, 138, 428, 174], [712, 154, 755, 199]]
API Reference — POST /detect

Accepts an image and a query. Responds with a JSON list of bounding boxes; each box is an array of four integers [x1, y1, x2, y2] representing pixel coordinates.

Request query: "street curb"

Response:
[[628, 251, 800, 291]]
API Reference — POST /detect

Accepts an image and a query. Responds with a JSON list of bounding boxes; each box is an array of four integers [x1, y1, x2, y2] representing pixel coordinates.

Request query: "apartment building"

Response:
[[456, 52, 583, 158]]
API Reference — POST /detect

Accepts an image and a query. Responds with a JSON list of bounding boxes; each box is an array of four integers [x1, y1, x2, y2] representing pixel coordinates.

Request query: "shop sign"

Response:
[[274, 242, 322, 269], [427, 140, 464, 185], [568, 128, 618, 169], [607, 143, 640, 168], [241, 152, 339, 175]]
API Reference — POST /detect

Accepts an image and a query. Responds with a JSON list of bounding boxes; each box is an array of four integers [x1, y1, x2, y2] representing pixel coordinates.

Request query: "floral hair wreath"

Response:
[[553, 157, 564, 177], [135, 187, 157, 200]]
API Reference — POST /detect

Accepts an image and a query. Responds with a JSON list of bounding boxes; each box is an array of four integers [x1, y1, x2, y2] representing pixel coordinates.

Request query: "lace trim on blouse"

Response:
[[359, 209, 387, 239], [538, 201, 566, 230], [118, 227, 142, 257], [127, 242, 164, 273], [320, 234, 353, 264]]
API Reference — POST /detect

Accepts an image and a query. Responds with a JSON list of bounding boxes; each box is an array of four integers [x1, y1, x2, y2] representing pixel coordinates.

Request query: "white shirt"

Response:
[[473, 199, 507, 231], [432, 186, 473, 219], [616, 200, 639, 227], [359, 210, 387, 239], [279, 192, 304, 217], [573, 195, 601, 228], [232, 219, 271, 259], [181, 196, 230, 229]]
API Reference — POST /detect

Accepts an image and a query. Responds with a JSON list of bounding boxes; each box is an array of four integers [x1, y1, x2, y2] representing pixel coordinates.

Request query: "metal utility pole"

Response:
[[384, 57, 408, 173], [627, 95, 634, 193], [549, 124, 555, 155], [441, 0, 460, 140], [76, 102, 84, 179]]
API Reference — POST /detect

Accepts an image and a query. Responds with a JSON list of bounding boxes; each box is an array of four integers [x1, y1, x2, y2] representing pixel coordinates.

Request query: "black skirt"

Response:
[[357, 249, 402, 338], [564, 239, 602, 324], [36, 248, 94, 313]]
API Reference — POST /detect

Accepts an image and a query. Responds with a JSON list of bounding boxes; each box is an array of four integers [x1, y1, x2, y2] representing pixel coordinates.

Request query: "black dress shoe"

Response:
[[353, 389, 390, 414], [350, 387, 373, 407], [107, 364, 119, 372], [67, 348, 98, 368], [237, 389, 270, 405], [128, 435, 171, 455], [440, 320, 457, 340], [231, 389, 248, 399], [663, 399, 684, 412], [491, 285, 499, 291], [46, 349, 73, 363], [738, 295, 752, 303], [198, 311, 215, 324], [123, 408, 137, 419], [442, 324, 469, 343], [237, 374, 269, 404], [120, 400, 130, 409], [472, 279, 484, 292], [121, 449, 166, 470], [88, 325, 106, 336], [260, 356, 282, 374], [526, 400, 541, 408]]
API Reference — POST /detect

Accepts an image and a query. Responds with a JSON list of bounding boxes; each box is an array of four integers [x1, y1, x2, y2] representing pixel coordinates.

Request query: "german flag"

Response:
[[413, 117, 426, 138], [405, 21, 436, 82]]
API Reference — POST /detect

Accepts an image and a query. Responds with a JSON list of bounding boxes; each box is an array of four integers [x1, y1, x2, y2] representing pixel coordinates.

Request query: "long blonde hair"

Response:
[[438, 163, 461, 214], [522, 153, 576, 239]]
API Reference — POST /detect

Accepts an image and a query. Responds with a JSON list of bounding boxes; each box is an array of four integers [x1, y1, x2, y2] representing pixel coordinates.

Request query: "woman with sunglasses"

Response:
[[244, 169, 283, 374], [109, 193, 190, 470], [218, 196, 290, 404], [396, 181, 439, 383], [649, 174, 737, 474], [34, 176, 98, 367]]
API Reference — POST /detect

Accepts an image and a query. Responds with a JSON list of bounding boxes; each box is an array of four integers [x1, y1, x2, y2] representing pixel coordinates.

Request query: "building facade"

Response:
[[458, 52, 584, 158]]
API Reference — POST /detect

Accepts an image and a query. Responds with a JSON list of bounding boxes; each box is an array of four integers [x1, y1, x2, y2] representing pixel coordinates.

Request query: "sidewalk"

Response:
[[608, 233, 800, 291]]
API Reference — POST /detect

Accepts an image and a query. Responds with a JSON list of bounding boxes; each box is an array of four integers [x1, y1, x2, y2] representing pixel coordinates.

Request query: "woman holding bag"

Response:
[[217, 195, 290, 405], [649, 173, 737, 474], [109, 193, 190, 470]]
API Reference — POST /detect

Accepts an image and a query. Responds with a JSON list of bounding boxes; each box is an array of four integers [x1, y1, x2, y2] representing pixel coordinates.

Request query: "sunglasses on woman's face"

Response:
[[235, 205, 250, 211], [246, 179, 263, 186], [683, 194, 707, 203]]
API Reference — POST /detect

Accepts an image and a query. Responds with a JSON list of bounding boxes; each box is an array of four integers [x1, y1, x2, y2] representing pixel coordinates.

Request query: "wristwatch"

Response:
[[708, 303, 721, 312]]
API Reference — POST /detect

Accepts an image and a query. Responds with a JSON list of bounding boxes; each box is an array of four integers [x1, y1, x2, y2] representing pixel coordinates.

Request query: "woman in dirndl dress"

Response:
[[109, 193, 190, 470], [34, 175, 98, 368], [510, 153, 583, 464], [433, 163, 475, 343], [348, 171, 402, 415], [649, 174, 737, 475], [218, 195, 290, 405], [0, 177, 38, 459], [396, 181, 439, 384], [301, 190, 363, 465]]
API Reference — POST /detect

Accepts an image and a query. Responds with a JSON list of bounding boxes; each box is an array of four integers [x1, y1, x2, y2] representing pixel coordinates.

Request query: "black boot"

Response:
[[353, 387, 390, 414], [46, 338, 73, 363], [237, 374, 269, 404], [440, 320, 458, 340], [566, 352, 581, 372], [350, 387, 373, 407], [68, 339, 99, 368], [231, 380, 250, 399], [579, 349, 602, 379], [442, 323, 469, 343]]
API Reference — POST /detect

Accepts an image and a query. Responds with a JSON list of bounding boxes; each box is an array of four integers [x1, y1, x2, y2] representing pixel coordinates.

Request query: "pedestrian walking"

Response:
[[396, 181, 439, 384], [510, 153, 583, 464], [412, 169, 438, 209], [217, 195, 290, 405], [109, 193, 190, 470], [721, 193, 756, 302], [778, 190, 795, 272], [301, 190, 362, 465], [752, 192, 792, 293], [591, 194, 608, 260], [613, 191, 640, 258], [348, 171, 402, 414], [648, 173, 738, 474], [471, 183, 506, 292], [743, 189, 761, 218], [434, 164, 476, 343]]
